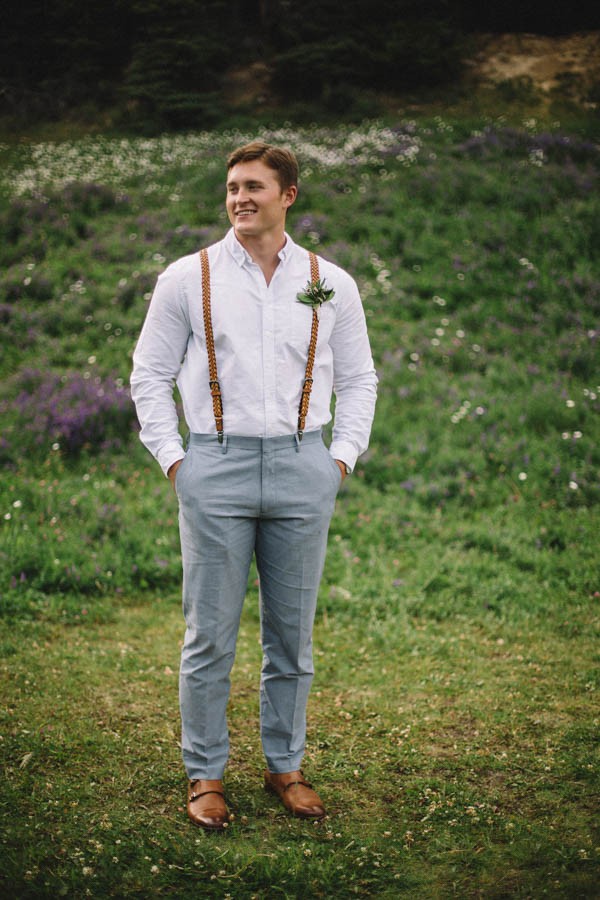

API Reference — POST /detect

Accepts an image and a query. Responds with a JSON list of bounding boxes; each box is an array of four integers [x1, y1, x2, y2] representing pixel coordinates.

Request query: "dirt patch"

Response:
[[470, 32, 600, 102]]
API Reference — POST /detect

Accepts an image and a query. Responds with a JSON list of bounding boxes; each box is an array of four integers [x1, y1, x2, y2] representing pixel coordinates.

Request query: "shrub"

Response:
[[457, 126, 600, 165], [1, 368, 138, 462], [0, 183, 128, 267]]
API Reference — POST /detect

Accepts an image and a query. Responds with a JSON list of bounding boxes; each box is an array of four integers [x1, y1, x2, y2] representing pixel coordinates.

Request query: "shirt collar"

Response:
[[225, 228, 297, 267], [278, 233, 295, 262]]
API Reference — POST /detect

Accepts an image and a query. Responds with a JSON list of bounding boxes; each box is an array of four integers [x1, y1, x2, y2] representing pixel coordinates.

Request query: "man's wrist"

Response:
[[334, 459, 349, 479], [167, 458, 184, 485]]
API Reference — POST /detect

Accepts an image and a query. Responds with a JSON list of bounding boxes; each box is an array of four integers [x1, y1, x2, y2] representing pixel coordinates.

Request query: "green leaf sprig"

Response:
[[296, 278, 335, 308]]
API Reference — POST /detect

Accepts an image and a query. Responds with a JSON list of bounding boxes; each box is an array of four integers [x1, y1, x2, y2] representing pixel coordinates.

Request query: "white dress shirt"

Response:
[[130, 228, 377, 476]]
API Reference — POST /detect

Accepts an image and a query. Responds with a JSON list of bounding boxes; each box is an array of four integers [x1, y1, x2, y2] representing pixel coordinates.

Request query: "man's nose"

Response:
[[236, 187, 251, 204]]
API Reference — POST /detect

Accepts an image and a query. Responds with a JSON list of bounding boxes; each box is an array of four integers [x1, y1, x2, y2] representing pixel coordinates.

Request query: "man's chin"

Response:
[[234, 223, 260, 241]]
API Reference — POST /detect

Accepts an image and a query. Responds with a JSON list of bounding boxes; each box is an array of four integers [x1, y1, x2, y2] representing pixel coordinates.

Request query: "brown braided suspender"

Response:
[[199, 248, 320, 442], [297, 251, 320, 440], [200, 248, 224, 443]]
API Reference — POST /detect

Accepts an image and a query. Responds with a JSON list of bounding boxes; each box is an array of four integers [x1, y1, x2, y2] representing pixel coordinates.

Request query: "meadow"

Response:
[[0, 115, 598, 897]]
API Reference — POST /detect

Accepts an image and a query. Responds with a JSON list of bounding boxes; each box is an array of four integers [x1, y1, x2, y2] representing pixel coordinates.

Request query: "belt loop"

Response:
[[294, 432, 301, 452], [221, 434, 228, 454]]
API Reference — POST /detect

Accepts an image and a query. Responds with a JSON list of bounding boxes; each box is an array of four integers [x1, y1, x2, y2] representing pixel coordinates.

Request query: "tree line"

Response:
[[1, 0, 596, 130]]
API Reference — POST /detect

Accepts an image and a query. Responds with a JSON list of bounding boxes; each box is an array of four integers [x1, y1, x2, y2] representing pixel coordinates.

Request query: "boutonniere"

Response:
[[297, 278, 335, 313]]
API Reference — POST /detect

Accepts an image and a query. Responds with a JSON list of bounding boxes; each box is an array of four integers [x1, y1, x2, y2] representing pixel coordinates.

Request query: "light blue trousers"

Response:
[[176, 430, 341, 780]]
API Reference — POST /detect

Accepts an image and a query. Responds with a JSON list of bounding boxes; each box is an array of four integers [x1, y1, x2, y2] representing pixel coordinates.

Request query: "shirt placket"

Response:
[[247, 260, 278, 437], [261, 269, 280, 437]]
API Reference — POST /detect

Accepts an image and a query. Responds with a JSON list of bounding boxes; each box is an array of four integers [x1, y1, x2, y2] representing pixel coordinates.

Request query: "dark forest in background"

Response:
[[1, 0, 598, 131]]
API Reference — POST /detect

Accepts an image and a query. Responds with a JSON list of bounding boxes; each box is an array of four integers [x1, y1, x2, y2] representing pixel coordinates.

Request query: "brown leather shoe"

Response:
[[264, 769, 326, 818], [187, 779, 229, 830]]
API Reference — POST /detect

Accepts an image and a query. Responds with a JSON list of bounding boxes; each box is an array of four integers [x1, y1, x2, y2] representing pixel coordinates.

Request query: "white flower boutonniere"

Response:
[[296, 278, 335, 317]]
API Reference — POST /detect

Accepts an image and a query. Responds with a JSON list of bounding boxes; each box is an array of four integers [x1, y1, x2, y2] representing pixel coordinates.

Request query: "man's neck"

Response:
[[234, 230, 287, 286]]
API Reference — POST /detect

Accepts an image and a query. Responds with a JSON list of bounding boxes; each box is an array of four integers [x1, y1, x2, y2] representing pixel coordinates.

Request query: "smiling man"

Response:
[[131, 141, 377, 829]]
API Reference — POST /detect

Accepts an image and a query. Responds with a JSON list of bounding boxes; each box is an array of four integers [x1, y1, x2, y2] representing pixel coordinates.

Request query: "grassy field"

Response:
[[0, 113, 599, 897]]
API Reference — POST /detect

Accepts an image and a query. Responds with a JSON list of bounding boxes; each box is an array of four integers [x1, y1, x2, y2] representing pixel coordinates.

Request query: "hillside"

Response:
[[470, 32, 600, 105], [186, 32, 600, 124], [1, 117, 599, 898]]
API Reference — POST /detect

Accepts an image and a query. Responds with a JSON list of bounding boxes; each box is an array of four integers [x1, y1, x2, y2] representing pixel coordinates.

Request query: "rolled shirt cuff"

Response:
[[329, 440, 359, 474], [157, 440, 186, 478]]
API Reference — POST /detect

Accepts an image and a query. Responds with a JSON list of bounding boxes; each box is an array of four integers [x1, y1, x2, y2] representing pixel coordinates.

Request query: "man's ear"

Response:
[[283, 185, 298, 209]]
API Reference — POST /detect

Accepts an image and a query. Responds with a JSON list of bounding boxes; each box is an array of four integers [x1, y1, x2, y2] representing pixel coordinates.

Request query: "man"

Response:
[[131, 141, 377, 830]]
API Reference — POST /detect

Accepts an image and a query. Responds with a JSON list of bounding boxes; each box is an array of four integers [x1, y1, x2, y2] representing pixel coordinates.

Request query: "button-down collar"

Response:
[[225, 227, 292, 268]]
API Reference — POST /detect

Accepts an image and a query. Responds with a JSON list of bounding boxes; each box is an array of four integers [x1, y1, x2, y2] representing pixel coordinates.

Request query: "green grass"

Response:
[[2, 595, 598, 897], [1, 113, 599, 896]]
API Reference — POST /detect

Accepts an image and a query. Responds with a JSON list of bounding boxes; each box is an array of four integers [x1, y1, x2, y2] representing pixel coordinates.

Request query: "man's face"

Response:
[[226, 159, 297, 240]]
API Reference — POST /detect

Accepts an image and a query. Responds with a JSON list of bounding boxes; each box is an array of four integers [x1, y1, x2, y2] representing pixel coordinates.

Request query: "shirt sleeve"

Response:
[[328, 272, 378, 472], [130, 263, 192, 476]]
